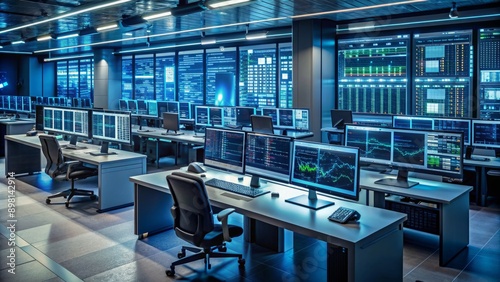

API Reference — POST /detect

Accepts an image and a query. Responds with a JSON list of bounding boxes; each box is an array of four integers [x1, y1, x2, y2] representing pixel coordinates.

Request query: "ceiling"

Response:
[[0, 0, 499, 57]]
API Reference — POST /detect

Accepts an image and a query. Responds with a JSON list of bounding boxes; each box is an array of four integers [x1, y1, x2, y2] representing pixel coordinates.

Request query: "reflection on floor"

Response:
[[0, 157, 499, 282]]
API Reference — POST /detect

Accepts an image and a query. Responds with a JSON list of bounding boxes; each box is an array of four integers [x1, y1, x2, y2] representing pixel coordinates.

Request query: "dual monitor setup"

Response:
[[0, 95, 32, 114], [119, 99, 192, 122], [203, 127, 360, 210], [331, 110, 500, 151], [39, 106, 132, 156], [33, 97, 92, 108], [194, 106, 310, 132]]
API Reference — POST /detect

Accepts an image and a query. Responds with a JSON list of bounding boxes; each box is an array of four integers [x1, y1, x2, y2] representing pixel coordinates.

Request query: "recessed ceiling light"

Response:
[[208, 0, 251, 9], [96, 24, 118, 31], [143, 11, 172, 20]]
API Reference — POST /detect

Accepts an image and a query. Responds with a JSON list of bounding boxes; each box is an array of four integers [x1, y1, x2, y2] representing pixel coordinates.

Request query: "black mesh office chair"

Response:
[[165, 171, 245, 277], [39, 135, 98, 207]]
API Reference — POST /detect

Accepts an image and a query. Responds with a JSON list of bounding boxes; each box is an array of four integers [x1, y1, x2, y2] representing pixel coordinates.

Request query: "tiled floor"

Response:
[[0, 157, 499, 282]]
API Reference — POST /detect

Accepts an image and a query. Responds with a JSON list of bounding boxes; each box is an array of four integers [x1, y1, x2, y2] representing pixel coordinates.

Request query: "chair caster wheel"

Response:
[[46, 199, 51, 204], [218, 245, 227, 252], [90, 194, 97, 200], [177, 251, 185, 258], [166, 269, 175, 277], [65, 202, 70, 208], [238, 258, 246, 266]]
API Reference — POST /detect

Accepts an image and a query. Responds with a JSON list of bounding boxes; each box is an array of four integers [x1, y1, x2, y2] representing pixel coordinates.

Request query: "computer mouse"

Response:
[[187, 162, 206, 173]]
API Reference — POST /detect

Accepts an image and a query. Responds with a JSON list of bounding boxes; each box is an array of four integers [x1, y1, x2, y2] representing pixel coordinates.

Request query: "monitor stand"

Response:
[[374, 169, 419, 188], [90, 141, 117, 156], [64, 135, 87, 150], [250, 175, 261, 188], [285, 190, 335, 210]]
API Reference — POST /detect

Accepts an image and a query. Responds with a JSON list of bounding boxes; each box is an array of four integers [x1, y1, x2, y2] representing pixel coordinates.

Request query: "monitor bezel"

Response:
[[245, 132, 293, 183], [203, 127, 246, 174], [42, 106, 92, 138], [290, 140, 361, 201]]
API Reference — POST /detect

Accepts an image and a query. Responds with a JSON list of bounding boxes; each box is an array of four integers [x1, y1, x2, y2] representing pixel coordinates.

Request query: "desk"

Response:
[[360, 170, 472, 266], [132, 126, 205, 167], [130, 168, 407, 282], [0, 119, 35, 157], [5, 134, 147, 212], [464, 156, 500, 206]]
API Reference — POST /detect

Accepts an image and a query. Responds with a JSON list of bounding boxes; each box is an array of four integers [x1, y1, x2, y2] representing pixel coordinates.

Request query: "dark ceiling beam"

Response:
[[18, 0, 81, 8]]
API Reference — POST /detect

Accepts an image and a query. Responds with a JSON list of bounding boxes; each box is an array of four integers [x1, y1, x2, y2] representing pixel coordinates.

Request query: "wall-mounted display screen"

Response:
[[478, 27, 500, 119], [413, 30, 473, 117], [206, 47, 237, 106], [155, 53, 175, 101], [239, 44, 277, 108], [134, 54, 155, 100], [338, 34, 410, 114], [178, 50, 204, 105]]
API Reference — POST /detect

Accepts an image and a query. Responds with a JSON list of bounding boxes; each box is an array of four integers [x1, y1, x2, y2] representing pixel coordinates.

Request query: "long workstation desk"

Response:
[[4, 134, 147, 212], [464, 156, 500, 206], [359, 169, 472, 266], [131, 125, 314, 167], [0, 118, 35, 157], [130, 167, 407, 282]]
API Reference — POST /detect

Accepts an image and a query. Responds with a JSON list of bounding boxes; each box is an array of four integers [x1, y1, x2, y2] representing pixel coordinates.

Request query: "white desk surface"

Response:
[[360, 170, 472, 204], [5, 134, 146, 165], [464, 155, 500, 169], [130, 167, 407, 246]]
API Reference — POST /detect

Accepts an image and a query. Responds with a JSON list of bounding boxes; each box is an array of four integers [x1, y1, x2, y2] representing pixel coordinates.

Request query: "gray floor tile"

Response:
[[0, 260, 58, 282]]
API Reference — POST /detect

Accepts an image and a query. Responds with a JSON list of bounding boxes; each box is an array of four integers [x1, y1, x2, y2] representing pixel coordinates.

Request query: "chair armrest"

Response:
[[217, 208, 236, 242]]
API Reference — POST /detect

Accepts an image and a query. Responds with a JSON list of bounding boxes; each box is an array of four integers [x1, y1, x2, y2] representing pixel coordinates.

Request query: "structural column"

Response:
[[94, 49, 122, 109], [292, 19, 336, 142]]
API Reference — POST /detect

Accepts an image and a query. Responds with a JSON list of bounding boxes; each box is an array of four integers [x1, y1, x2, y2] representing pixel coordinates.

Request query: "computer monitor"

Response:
[[91, 109, 132, 156], [331, 109, 353, 129], [147, 100, 158, 117], [345, 125, 464, 188], [195, 106, 210, 127], [127, 100, 138, 114], [293, 108, 310, 131], [236, 106, 256, 127], [262, 108, 279, 126], [209, 107, 224, 127], [167, 101, 180, 113], [393, 116, 434, 130], [204, 127, 246, 174], [251, 115, 274, 134], [179, 101, 192, 120], [119, 99, 128, 111], [352, 113, 393, 127], [35, 105, 44, 131], [43, 106, 92, 145], [287, 141, 360, 210], [9, 96, 16, 110], [161, 112, 183, 136], [245, 132, 293, 186], [434, 118, 471, 146], [278, 108, 294, 129], [472, 120, 500, 149], [137, 100, 147, 115]]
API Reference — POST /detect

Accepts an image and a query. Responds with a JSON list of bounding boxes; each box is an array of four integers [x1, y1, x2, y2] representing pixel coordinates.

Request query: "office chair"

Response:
[[165, 171, 245, 277], [473, 148, 500, 201], [39, 135, 98, 207]]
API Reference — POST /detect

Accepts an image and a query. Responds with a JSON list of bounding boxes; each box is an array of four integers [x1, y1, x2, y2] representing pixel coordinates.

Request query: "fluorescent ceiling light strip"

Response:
[[57, 33, 79, 39], [0, 50, 32, 54], [291, 0, 427, 19], [44, 54, 93, 62], [12, 40, 25, 45], [0, 0, 131, 35], [34, 17, 286, 53], [115, 42, 201, 54], [337, 13, 500, 31], [246, 32, 267, 40], [96, 24, 118, 31], [37, 35, 53, 41], [208, 0, 251, 9], [143, 11, 172, 20]]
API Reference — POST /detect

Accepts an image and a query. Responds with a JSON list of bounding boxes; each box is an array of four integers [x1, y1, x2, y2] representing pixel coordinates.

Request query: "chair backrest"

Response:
[[39, 135, 65, 178], [166, 172, 214, 246]]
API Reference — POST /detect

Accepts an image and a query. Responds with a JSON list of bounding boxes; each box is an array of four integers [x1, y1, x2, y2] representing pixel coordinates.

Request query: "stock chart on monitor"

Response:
[[338, 34, 410, 114], [478, 27, 500, 119], [413, 30, 473, 117]]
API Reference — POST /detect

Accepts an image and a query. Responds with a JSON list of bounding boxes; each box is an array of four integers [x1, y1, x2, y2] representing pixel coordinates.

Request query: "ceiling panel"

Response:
[[0, 0, 498, 56]]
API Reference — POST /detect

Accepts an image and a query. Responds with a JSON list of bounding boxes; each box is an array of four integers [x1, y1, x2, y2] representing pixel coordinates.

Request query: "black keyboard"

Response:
[[205, 178, 269, 198], [328, 207, 361, 224]]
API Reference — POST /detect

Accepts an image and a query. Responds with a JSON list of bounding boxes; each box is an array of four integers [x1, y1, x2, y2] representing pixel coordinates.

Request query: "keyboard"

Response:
[[328, 207, 361, 224], [205, 178, 270, 198]]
